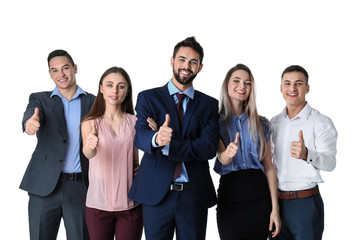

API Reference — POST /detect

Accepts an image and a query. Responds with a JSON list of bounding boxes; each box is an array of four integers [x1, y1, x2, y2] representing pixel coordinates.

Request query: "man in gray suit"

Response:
[[20, 50, 95, 239]]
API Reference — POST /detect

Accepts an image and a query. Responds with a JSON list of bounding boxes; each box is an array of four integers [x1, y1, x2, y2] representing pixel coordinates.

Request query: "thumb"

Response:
[[32, 108, 40, 121], [163, 114, 170, 127], [299, 130, 304, 142], [234, 132, 240, 144], [91, 120, 97, 136]]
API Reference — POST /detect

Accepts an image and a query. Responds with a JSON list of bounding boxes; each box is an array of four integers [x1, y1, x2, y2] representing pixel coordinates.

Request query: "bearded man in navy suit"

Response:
[[128, 37, 219, 240]]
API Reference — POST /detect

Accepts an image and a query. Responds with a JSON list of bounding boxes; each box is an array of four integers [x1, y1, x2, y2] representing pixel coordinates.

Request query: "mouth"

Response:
[[179, 69, 193, 77], [109, 96, 119, 100], [235, 89, 246, 95], [287, 93, 298, 97], [58, 78, 68, 82]]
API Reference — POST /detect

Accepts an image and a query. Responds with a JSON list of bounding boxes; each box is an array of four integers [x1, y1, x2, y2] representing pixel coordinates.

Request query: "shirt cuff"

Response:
[[151, 132, 160, 148], [151, 132, 170, 156], [306, 148, 317, 165]]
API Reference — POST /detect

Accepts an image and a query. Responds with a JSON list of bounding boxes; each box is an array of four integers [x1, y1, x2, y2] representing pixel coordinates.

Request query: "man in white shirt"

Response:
[[270, 65, 337, 240]]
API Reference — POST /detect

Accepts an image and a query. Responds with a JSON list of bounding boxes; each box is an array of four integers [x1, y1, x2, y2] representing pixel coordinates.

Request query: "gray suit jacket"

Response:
[[20, 91, 95, 196]]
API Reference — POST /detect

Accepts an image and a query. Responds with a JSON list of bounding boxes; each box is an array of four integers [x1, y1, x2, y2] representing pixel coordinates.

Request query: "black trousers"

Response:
[[216, 169, 271, 240]]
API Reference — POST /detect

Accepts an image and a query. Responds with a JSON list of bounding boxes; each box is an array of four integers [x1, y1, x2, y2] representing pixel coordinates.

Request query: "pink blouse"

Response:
[[86, 114, 139, 211]]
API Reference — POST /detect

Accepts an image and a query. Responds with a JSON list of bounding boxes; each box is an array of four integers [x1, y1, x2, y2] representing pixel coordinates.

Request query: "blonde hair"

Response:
[[220, 64, 267, 161]]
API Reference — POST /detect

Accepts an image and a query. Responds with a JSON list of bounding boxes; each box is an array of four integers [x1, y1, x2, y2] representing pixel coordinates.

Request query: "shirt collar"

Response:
[[231, 112, 248, 123], [167, 79, 194, 99], [50, 86, 87, 99], [282, 102, 311, 120]]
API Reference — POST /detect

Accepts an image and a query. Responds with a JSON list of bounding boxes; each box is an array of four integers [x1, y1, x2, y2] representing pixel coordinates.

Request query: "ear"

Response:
[[171, 57, 174, 68], [197, 63, 203, 73], [280, 84, 283, 93], [306, 84, 310, 94], [74, 64, 78, 74], [99, 84, 103, 94]]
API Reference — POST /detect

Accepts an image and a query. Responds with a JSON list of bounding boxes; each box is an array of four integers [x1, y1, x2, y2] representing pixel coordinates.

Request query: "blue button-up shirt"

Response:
[[152, 80, 194, 182], [214, 113, 272, 175], [51, 86, 87, 173]]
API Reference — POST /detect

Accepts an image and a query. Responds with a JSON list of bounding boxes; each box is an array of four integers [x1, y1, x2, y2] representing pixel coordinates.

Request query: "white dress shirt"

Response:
[[271, 103, 337, 191]]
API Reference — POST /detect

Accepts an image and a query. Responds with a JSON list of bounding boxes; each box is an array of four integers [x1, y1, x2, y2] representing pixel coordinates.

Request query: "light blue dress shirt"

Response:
[[50, 86, 87, 173], [152, 80, 194, 182], [214, 113, 272, 175]]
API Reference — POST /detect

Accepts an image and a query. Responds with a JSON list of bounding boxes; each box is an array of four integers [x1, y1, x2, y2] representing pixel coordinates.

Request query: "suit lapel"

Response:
[[50, 94, 67, 138], [181, 91, 200, 137], [80, 94, 91, 120]]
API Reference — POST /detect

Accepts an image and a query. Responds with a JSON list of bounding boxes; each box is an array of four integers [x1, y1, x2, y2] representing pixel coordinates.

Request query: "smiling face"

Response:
[[171, 46, 203, 91], [281, 71, 309, 108], [100, 73, 128, 106], [49, 56, 77, 92], [227, 69, 252, 104]]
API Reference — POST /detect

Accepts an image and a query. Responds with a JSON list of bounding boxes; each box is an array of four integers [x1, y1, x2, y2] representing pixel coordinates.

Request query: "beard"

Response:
[[173, 68, 197, 85]]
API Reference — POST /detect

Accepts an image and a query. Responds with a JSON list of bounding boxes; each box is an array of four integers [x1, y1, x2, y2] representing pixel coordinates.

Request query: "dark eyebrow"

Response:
[[178, 56, 199, 62], [49, 64, 70, 71]]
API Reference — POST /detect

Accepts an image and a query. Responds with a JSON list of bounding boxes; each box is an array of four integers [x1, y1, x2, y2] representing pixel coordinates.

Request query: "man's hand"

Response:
[[155, 114, 173, 146], [290, 130, 308, 160], [25, 108, 40, 135]]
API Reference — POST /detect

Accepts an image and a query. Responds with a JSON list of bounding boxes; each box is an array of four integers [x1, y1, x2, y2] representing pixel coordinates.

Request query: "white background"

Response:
[[1, 0, 353, 239]]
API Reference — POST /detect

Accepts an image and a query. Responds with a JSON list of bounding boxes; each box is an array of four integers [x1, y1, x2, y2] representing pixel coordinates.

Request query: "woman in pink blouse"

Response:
[[81, 67, 143, 240]]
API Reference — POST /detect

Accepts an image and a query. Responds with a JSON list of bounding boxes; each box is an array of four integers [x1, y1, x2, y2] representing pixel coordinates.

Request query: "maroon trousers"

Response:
[[85, 205, 143, 240]]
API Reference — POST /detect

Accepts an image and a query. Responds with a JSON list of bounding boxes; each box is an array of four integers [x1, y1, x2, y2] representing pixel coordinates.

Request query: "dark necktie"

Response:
[[173, 93, 186, 179]]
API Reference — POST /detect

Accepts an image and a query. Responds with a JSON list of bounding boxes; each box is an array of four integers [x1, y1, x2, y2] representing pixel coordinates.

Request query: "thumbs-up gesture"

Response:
[[25, 108, 41, 135], [86, 120, 99, 150], [224, 132, 240, 159], [155, 114, 173, 146], [290, 130, 308, 160]]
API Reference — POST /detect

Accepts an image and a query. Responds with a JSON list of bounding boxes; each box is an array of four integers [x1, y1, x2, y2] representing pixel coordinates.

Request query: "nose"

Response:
[[114, 85, 119, 93], [59, 69, 65, 76], [289, 83, 297, 91], [182, 61, 191, 70]]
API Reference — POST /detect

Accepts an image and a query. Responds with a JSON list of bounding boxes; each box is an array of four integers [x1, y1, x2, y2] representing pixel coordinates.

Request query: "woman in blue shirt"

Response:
[[214, 64, 280, 239]]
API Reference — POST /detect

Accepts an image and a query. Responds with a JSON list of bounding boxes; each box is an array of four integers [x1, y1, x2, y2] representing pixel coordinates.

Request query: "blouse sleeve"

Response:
[[261, 116, 272, 142]]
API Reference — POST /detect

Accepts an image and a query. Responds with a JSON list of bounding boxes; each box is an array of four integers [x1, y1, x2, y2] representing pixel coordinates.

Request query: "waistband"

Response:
[[59, 172, 82, 181], [278, 185, 319, 200], [170, 182, 190, 191]]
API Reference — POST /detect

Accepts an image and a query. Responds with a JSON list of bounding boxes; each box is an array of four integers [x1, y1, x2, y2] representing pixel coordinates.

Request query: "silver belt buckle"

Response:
[[171, 183, 184, 191]]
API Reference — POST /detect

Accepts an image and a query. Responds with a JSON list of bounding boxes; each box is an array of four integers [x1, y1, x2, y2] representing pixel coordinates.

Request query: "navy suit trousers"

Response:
[[142, 188, 208, 240]]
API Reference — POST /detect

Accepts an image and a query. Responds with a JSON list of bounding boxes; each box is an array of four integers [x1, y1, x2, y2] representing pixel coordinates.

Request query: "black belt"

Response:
[[170, 182, 190, 191], [60, 172, 82, 181]]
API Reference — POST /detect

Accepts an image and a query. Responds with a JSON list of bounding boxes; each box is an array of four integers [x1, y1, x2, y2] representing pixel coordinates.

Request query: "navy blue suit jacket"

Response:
[[128, 83, 219, 209], [20, 91, 95, 196]]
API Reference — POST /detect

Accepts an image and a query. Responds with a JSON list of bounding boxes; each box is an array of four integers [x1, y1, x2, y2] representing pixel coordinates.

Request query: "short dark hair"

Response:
[[281, 65, 309, 85], [47, 49, 75, 68], [172, 36, 204, 64]]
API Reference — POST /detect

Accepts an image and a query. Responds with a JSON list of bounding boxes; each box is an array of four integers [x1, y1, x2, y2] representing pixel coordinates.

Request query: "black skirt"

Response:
[[216, 169, 271, 240]]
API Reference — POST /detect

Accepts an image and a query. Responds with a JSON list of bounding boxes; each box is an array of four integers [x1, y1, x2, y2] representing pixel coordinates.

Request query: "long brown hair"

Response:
[[220, 64, 267, 161], [82, 67, 134, 123]]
